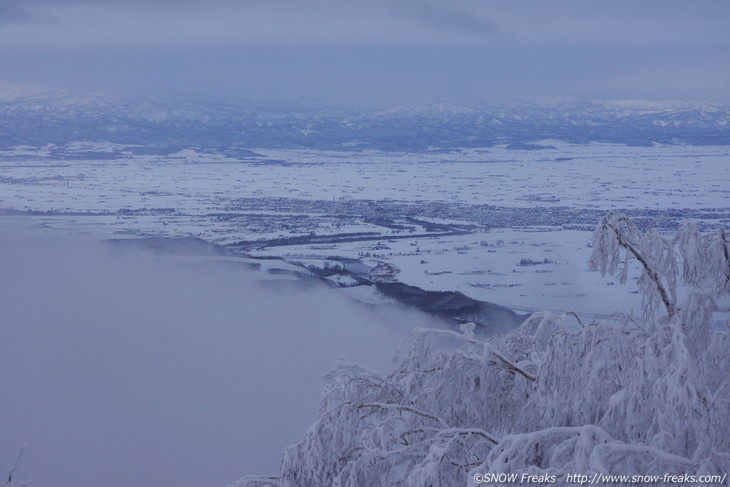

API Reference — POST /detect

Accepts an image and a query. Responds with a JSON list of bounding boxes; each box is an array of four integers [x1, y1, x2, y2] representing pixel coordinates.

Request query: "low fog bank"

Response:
[[0, 236, 445, 487]]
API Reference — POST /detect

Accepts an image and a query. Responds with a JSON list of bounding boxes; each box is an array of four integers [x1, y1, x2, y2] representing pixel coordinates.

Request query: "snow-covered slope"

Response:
[[1, 92, 728, 150]]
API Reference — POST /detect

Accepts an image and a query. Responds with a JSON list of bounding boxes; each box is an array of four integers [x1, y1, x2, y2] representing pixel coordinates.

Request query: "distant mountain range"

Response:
[[1, 92, 729, 151]]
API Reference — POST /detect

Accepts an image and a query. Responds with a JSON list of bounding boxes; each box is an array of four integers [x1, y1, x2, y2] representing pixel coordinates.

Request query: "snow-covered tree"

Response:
[[5, 444, 31, 487], [232, 214, 730, 487]]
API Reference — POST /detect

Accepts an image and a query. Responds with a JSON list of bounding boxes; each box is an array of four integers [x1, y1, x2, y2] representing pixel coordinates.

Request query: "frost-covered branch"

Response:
[[613, 224, 675, 317], [592, 214, 676, 318], [356, 403, 450, 429], [227, 476, 280, 487], [247, 215, 730, 487], [411, 327, 536, 382], [721, 227, 730, 290], [5, 444, 27, 487]]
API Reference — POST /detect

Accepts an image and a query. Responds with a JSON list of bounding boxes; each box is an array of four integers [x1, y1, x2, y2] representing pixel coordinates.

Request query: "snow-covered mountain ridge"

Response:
[[1, 92, 729, 150]]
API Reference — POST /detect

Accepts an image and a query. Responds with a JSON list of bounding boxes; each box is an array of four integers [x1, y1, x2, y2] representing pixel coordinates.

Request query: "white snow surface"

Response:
[[1, 143, 729, 319], [0, 143, 728, 215]]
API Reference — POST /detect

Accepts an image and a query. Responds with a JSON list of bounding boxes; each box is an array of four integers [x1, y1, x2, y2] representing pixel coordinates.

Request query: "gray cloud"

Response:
[[0, 0, 728, 102], [2, 0, 728, 47], [0, 0, 32, 25], [390, 0, 498, 40]]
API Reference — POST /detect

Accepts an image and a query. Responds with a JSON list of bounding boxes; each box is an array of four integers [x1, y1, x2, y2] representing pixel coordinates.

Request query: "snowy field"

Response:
[[1, 141, 729, 319], [250, 228, 646, 318], [1, 142, 729, 213], [2, 141, 730, 485]]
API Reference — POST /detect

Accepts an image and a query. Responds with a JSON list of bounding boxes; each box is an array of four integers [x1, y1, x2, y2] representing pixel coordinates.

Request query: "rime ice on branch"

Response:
[[232, 214, 730, 487]]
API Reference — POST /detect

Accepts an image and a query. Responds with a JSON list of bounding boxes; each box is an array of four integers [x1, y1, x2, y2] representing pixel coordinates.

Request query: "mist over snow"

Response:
[[0, 232, 445, 487]]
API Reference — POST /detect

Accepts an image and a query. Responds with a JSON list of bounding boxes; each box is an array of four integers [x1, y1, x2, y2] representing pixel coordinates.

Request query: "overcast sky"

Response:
[[0, 0, 728, 103]]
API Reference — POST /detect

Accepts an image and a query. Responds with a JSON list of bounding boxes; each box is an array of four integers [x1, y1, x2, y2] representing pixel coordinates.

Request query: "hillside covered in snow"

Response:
[[2, 93, 729, 151]]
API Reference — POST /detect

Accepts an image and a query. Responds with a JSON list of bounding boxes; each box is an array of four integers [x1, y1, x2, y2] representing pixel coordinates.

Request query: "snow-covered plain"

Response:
[[1, 142, 729, 213], [251, 228, 646, 318], [2, 140, 730, 485], [1, 141, 728, 319]]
